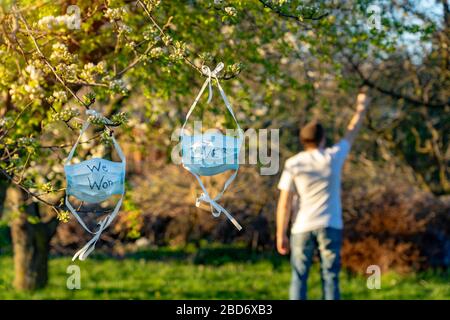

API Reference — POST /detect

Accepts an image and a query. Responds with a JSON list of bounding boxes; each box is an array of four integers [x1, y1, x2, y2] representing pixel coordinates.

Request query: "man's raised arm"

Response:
[[344, 88, 371, 145]]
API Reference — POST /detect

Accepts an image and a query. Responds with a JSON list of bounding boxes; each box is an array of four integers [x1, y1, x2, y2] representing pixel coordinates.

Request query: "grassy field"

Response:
[[0, 246, 448, 299]]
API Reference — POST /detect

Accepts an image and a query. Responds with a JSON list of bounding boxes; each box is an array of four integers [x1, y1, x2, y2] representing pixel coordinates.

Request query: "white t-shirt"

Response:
[[277, 139, 351, 234]]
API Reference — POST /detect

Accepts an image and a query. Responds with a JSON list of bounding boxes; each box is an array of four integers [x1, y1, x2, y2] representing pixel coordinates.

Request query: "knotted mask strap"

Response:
[[181, 63, 224, 136], [189, 171, 242, 231], [215, 80, 244, 142], [65, 194, 96, 235], [86, 109, 125, 165], [65, 121, 90, 166], [65, 109, 125, 164], [71, 194, 124, 261]]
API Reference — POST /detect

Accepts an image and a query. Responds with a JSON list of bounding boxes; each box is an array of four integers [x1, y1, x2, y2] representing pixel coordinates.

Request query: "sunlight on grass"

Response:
[[0, 247, 448, 300]]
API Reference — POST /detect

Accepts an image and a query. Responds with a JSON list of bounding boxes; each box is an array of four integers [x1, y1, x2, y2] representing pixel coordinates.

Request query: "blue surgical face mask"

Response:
[[180, 63, 243, 231], [65, 158, 125, 203], [181, 132, 241, 176], [64, 111, 126, 261]]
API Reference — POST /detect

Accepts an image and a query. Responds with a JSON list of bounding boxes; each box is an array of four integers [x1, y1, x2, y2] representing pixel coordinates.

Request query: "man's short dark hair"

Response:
[[300, 121, 324, 148]]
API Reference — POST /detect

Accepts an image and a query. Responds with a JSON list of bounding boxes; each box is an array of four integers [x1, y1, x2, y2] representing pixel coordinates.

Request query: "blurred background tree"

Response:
[[0, 0, 448, 291]]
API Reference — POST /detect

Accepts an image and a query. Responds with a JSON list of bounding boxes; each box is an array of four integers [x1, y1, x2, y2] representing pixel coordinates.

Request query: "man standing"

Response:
[[276, 89, 370, 300]]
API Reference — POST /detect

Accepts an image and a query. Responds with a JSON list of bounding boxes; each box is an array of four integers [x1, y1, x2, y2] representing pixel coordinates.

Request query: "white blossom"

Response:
[[225, 7, 237, 17], [37, 15, 77, 30], [52, 90, 68, 103], [104, 7, 128, 22], [25, 65, 43, 81]]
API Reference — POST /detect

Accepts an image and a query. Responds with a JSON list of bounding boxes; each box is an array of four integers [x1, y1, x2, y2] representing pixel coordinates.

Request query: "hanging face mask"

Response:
[[64, 110, 126, 261], [65, 158, 124, 203], [182, 132, 240, 176], [181, 63, 243, 230]]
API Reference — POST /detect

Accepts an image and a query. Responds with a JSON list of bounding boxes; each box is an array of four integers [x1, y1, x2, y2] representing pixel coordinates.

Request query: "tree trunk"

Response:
[[12, 212, 50, 290], [10, 189, 58, 290], [0, 176, 8, 218]]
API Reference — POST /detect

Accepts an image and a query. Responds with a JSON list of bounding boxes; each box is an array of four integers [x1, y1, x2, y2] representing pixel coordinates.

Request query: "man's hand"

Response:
[[276, 190, 293, 255], [356, 89, 371, 112], [277, 233, 290, 255], [344, 88, 371, 144]]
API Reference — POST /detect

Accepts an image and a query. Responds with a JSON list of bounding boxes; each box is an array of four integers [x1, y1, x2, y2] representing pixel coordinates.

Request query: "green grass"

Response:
[[0, 246, 448, 300]]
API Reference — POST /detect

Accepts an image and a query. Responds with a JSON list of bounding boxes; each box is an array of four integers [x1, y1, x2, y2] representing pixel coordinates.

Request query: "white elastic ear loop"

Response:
[[65, 121, 90, 165], [181, 63, 225, 135], [201, 63, 225, 105], [181, 76, 210, 136], [86, 109, 114, 125], [201, 65, 213, 104], [66, 195, 95, 234], [65, 109, 117, 165], [71, 194, 124, 261], [190, 171, 242, 231], [215, 80, 244, 142], [72, 218, 108, 261]]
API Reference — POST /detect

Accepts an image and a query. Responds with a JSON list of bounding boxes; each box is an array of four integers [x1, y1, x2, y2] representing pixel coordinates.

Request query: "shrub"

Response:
[[51, 163, 450, 273], [342, 184, 449, 273]]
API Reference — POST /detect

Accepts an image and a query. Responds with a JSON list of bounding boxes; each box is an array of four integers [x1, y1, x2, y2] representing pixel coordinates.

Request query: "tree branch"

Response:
[[349, 59, 448, 109], [136, 0, 241, 80], [0, 167, 61, 210], [258, 0, 329, 22]]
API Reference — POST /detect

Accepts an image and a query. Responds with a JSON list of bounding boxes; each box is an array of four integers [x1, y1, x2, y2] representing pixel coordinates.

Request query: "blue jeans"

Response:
[[289, 227, 342, 300]]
